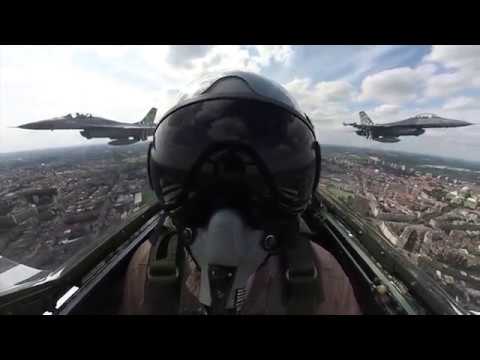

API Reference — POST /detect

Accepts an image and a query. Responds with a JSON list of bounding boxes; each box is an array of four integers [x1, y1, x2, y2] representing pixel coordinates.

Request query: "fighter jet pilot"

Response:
[[121, 71, 361, 315]]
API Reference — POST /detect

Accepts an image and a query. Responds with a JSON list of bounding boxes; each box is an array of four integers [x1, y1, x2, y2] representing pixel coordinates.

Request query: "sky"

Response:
[[0, 45, 479, 161]]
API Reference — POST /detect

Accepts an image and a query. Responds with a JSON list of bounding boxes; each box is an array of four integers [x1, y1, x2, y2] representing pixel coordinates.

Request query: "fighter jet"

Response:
[[17, 108, 157, 146], [344, 111, 472, 143]]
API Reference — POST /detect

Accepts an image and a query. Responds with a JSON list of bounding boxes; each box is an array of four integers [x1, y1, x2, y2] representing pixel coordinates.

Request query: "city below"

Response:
[[0, 143, 155, 272], [321, 145, 480, 311], [1, 143, 480, 311]]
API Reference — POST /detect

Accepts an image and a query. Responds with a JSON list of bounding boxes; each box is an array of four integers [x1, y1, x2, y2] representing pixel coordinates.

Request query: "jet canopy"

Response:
[[65, 113, 93, 119], [414, 113, 438, 119]]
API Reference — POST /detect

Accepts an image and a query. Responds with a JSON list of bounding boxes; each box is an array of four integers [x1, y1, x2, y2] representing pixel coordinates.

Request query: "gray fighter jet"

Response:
[[344, 111, 472, 143], [17, 108, 157, 146]]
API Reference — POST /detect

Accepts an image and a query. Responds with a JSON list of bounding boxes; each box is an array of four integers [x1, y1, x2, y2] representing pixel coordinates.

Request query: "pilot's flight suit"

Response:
[[121, 221, 361, 315]]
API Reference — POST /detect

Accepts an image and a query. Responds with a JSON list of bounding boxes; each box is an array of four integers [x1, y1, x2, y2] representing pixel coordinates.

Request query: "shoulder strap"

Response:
[[280, 222, 325, 315], [143, 224, 184, 314]]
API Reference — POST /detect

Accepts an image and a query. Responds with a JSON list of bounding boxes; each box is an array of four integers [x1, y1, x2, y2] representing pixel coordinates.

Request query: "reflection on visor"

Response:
[[153, 99, 315, 172], [150, 99, 317, 213]]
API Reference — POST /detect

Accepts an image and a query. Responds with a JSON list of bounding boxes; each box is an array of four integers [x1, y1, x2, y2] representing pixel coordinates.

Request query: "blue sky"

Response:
[[1, 45, 479, 161]]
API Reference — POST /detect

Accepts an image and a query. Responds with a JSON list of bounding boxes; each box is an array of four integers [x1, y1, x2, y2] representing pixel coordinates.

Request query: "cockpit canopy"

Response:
[[65, 113, 93, 119], [414, 113, 438, 119]]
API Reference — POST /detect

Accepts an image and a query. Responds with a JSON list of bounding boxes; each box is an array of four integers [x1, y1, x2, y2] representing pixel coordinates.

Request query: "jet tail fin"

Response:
[[136, 107, 157, 126], [359, 111, 374, 126]]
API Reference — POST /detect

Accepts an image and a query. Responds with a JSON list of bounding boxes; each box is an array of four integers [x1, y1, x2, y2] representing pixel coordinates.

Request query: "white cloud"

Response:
[[285, 78, 355, 102], [1, 46, 161, 121], [358, 67, 421, 104], [357, 63, 440, 104], [313, 81, 356, 102], [415, 63, 437, 78], [284, 77, 356, 129], [166, 45, 213, 68], [371, 104, 402, 117], [189, 45, 262, 76], [185, 45, 293, 78], [250, 45, 293, 67], [442, 96, 477, 110], [426, 45, 480, 70], [424, 70, 474, 98], [422, 45, 480, 98]]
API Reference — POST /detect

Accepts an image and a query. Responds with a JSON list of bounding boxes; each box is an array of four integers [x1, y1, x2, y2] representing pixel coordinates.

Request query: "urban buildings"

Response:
[[321, 146, 480, 309], [0, 144, 155, 270]]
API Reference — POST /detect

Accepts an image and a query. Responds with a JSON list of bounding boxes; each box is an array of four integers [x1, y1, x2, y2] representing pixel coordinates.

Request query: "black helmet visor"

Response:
[[150, 99, 318, 213]]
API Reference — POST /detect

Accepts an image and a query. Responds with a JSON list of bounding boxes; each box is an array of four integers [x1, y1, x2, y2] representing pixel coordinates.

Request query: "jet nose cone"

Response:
[[454, 120, 473, 127], [441, 118, 473, 127], [17, 120, 55, 130], [462, 120, 473, 126], [17, 123, 35, 129]]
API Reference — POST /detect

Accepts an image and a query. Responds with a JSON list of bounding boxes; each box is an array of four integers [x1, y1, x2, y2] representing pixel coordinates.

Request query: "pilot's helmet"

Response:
[[148, 71, 321, 217]]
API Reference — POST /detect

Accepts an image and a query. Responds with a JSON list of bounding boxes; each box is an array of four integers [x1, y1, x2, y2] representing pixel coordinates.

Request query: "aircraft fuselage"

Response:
[[80, 128, 154, 140], [373, 127, 425, 138]]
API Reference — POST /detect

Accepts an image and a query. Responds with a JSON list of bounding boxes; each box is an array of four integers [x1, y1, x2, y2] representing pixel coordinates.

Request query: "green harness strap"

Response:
[[143, 225, 184, 314], [281, 229, 325, 315]]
